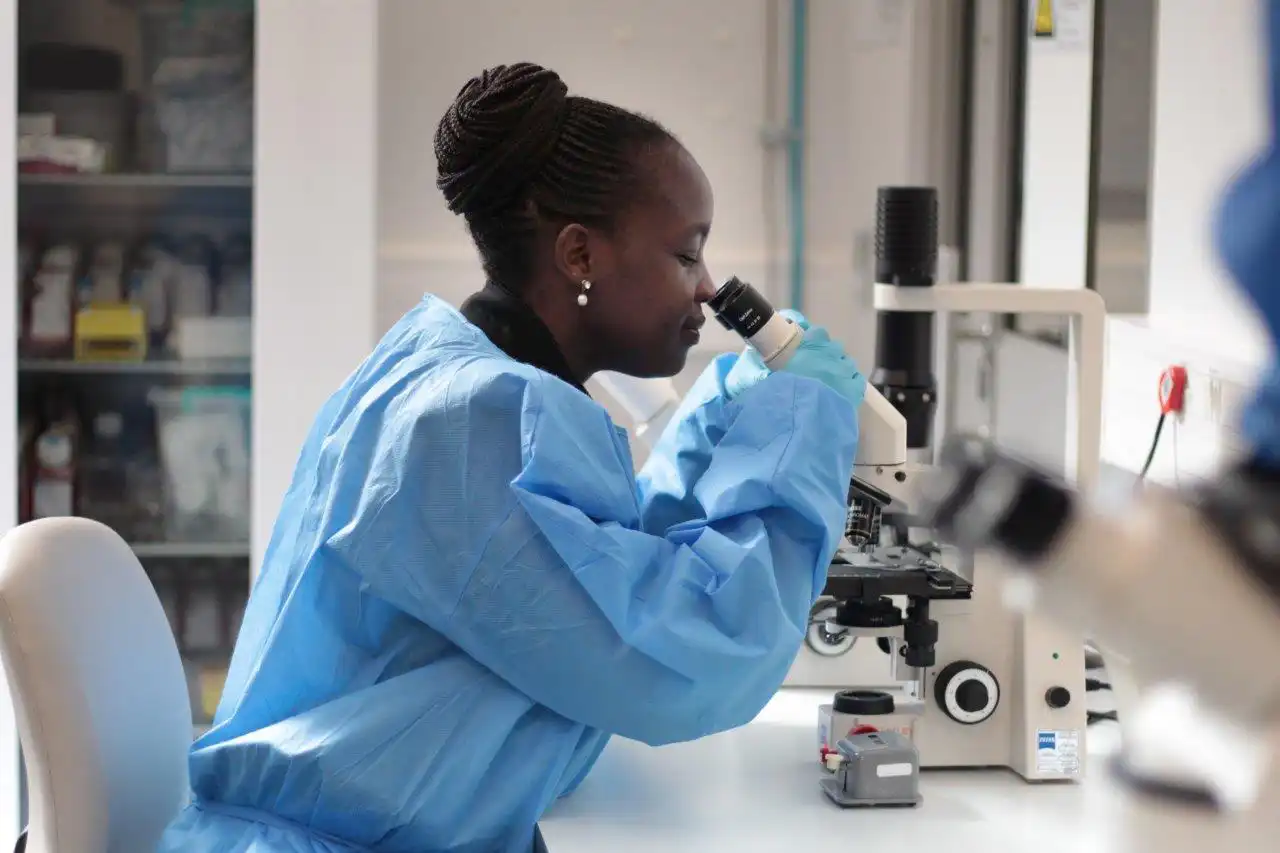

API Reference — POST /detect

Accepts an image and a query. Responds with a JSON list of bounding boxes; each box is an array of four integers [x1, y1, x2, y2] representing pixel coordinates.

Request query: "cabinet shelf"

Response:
[[17, 0, 258, 752], [130, 541, 250, 559], [19, 356, 251, 377], [19, 172, 253, 190]]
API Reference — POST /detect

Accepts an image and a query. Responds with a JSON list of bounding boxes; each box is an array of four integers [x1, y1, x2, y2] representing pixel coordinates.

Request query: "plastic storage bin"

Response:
[[153, 85, 253, 172], [138, 6, 254, 172], [149, 385, 250, 542]]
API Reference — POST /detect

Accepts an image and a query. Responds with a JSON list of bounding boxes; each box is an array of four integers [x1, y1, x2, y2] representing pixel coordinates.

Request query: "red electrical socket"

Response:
[[1158, 365, 1189, 415]]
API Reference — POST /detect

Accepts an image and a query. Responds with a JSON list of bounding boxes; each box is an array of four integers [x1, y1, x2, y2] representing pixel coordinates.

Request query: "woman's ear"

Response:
[[554, 224, 592, 282]]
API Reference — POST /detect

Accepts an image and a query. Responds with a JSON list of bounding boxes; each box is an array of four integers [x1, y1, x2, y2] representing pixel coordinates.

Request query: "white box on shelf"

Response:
[[17, 114, 55, 136], [173, 316, 252, 360]]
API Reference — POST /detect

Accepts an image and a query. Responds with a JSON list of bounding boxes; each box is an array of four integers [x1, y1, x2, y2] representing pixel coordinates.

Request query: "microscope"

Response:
[[897, 0, 1280, 813], [596, 184, 1108, 784], [716, 187, 1103, 782]]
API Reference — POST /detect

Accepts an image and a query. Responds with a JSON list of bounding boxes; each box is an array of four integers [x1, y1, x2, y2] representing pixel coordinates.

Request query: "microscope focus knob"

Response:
[[935, 661, 1000, 725], [1045, 686, 1072, 709]]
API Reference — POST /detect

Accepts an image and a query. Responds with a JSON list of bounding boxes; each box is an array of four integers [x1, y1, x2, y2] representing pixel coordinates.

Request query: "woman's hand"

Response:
[[724, 310, 867, 409]]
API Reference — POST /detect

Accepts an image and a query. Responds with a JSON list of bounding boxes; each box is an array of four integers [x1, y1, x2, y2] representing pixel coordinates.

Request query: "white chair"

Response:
[[0, 518, 192, 853]]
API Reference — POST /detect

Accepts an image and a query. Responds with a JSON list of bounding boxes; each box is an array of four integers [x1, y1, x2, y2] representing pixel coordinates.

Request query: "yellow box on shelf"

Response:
[[73, 303, 148, 362]]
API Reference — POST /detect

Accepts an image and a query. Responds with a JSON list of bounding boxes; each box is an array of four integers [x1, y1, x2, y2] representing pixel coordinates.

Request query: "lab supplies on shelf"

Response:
[[17, 379, 252, 549], [29, 408, 77, 521], [14, 0, 258, 743], [18, 42, 129, 173], [17, 132, 110, 175], [149, 386, 251, 544], [23, 242, 78, 353], [17, 6, 254, 176], [18, 232, 253, 363], [141, 5, 255, 174]]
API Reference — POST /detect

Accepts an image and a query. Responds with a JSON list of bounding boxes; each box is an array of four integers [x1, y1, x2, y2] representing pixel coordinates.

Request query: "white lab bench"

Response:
[[542, 690, 1280, 852]]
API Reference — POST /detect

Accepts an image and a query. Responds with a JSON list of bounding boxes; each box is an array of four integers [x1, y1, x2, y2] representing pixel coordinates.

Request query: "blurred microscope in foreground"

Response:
[[915, 0, 1280, 812], [918, 431, 1280, 810]]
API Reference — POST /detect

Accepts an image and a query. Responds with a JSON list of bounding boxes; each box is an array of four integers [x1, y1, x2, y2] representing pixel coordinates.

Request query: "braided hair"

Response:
[[434, 63, 676, 289]]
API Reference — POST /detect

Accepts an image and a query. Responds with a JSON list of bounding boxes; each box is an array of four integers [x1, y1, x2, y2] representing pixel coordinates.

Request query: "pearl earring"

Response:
[[577, 279, 592, 307]]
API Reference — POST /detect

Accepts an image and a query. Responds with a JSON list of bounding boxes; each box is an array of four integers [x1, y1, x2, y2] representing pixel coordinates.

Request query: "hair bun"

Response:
[[434, 63, 570, 216]]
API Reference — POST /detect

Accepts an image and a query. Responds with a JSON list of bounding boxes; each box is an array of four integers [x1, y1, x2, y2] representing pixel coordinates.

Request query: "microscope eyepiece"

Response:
[[708, 277, 804, 370], [708, 276, 774, 337]]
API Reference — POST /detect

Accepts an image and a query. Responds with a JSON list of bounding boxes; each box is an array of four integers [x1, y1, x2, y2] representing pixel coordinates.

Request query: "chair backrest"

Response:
[[0, 518, 192, 853]]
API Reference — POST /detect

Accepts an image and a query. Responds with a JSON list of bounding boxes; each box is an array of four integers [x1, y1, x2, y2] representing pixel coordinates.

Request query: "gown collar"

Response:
[[460, 282, 589, 396]]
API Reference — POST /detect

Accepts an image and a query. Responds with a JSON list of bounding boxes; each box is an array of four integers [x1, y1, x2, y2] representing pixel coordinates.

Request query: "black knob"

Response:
[[955, 680, 989, 714], [934, 660, 1000, 725], [1045, 686, 1072, 709]]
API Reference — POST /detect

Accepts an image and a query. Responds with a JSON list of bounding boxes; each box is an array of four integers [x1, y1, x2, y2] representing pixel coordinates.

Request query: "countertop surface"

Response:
[[541, 689, 1279, 852]]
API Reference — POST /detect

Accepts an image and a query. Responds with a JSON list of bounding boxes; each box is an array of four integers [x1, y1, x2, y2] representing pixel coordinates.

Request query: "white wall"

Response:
[[253, 1, 380, 572], [1147, 0, 1270, 356], [375, 0, 963, 380], [1095, 0, 1273, 483]]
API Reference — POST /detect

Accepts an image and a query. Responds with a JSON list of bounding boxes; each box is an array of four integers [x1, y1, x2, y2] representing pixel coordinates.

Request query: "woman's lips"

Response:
[[681, 320, 703, 344]]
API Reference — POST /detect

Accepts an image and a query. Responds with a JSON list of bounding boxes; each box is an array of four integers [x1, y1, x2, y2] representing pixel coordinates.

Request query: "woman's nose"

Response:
[[694, 273, 717, 303]]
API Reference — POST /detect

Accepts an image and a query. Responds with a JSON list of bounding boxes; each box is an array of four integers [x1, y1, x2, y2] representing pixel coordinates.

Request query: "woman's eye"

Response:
[[678, 254, 700, 268]]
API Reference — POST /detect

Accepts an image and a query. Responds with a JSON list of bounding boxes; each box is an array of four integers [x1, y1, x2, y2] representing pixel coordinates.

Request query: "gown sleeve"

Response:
[[326, 357, 857, 746], [634, 352, 852, 537]]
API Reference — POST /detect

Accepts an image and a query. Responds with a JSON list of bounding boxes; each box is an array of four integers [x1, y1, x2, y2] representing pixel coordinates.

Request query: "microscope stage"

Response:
[[824, 546, 973, 601]]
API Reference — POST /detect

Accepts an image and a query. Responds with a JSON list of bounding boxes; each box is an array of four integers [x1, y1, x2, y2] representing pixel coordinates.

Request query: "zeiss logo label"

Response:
[[1038, 733, 1056, 749]]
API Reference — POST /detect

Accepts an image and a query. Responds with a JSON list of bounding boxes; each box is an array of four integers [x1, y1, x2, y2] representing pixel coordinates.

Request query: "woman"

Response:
[[160, 63, 865, 853]]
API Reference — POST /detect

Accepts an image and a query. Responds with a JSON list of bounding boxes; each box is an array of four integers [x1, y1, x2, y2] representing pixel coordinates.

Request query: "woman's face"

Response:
[[577, 141, 717, 378]]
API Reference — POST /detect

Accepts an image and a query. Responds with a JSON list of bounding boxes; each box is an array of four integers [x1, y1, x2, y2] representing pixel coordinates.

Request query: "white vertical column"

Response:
[[1018, 0, 1096, 295], [254, 0, 380, 577], [0, 1, 23, 839]]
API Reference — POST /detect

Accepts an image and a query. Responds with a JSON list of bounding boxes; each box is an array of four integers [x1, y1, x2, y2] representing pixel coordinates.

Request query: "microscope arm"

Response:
[[851, 384, 925, 510], [873, 282, 1108, 492], [850, 282, 1107, 518]]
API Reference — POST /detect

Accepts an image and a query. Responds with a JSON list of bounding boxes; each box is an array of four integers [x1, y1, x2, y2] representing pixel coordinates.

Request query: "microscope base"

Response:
[[813, 547, 1087, 781], [816, 602, 1088, 780], [818, 696, 1083, 780]]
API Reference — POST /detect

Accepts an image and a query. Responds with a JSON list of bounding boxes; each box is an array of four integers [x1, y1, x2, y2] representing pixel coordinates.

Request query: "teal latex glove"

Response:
[[723, 309, 868, 409]]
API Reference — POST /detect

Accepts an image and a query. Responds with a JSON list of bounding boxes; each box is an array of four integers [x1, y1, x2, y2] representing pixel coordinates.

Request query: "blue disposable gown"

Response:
[[158, 295, 858, 853]]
